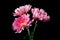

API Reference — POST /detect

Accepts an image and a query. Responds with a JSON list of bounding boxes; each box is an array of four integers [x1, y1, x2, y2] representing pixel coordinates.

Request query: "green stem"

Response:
[[26, 20, 37, 40], [26, 28, 30, 37], [31, 20, 37, 38], [26, 28, 31, 40]]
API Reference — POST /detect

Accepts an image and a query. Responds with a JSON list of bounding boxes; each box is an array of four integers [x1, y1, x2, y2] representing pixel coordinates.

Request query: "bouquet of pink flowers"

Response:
[[12, 4, 50, 40]]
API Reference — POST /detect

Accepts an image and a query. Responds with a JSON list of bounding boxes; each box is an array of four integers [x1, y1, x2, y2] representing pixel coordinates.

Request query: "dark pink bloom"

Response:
[[12, 14, 34, 33], [31, 8, 50, 22], [13, 4, 32, 16]]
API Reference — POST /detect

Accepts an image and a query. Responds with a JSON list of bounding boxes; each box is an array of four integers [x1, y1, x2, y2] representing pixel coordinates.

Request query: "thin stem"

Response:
[[33, 20, 37, 33], [26, 28, 31, 40], [26, 20, 37, 40], [31, 20, 37, 37]]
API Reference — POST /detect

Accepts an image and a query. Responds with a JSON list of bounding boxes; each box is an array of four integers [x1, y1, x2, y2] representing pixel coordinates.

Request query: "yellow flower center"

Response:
[[20, 19, 27, 25]]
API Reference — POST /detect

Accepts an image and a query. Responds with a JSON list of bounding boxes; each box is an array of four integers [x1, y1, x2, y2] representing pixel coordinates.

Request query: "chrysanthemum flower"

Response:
[[12, 14, 34, 33], [31, 8, 50, 22], [38, 9, 50, 22], [31, 8, 39, 19], [13, 4, 32, 16]]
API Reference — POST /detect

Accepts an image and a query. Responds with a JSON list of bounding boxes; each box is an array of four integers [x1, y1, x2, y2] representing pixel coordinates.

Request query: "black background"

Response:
[[0, 0, 59, 40]]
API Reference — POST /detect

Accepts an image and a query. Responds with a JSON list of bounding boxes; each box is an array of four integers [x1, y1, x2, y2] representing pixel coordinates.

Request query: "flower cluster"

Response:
[[12, 4, 50, 33], [12, 14, 34, 33], [31, 8, 50, 22], [13, 5, 32, 16]]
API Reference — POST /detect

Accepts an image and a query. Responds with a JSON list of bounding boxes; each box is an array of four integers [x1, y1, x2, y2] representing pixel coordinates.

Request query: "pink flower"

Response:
[[39, 9, 50, 22], [12, 14, 34, 33], [31, 8, 50, 22], [24, 4, 32, 13], [31, 8, 39, 19], [13, 4, 32, 16]]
